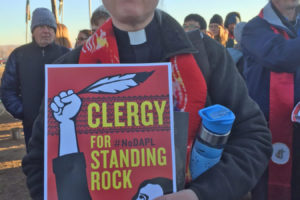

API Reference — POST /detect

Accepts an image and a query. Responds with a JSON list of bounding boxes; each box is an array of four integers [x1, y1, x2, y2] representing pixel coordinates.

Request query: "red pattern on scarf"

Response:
[[79, 19, 207, 181], [260, 10, 294, 200]]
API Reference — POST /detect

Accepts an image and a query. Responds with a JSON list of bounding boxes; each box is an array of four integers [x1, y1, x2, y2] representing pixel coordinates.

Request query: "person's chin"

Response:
[[118, 15, 142, 25], [39, 40, 52, 47]]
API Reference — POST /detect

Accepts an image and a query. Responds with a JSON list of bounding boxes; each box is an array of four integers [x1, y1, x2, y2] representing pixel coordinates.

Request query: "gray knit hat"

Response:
[[31, 8, 57, 32]]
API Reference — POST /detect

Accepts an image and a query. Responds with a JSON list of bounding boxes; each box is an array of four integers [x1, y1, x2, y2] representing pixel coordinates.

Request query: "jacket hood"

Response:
[[227, 48, 243, 64], [155, 9, 198, 59], [262, 2, 300, 36]]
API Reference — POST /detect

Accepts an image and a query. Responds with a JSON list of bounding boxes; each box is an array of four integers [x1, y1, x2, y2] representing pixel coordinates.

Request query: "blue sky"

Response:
[[0, 0, 267, 46]]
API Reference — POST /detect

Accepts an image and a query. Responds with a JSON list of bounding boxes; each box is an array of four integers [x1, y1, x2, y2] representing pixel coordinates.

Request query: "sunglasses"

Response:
[[183, 24, 200, 30]]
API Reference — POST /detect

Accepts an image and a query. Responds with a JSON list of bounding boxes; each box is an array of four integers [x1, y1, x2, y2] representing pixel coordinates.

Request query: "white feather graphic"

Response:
[[78, 71, 154, 94]]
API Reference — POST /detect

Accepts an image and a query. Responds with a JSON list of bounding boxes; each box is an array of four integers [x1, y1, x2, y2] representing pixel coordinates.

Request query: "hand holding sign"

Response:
[[153, 189, 198, 200]]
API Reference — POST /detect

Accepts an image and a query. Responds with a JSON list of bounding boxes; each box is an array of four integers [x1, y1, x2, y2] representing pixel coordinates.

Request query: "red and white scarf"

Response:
[[79, 19, 208, 181], [259, 10, 295, 200]]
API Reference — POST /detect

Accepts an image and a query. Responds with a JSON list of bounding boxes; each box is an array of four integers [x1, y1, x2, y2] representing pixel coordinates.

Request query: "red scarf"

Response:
[[228, 32, 234, 39], [79, 19, 207, 181], [259, 11, 295, 200]]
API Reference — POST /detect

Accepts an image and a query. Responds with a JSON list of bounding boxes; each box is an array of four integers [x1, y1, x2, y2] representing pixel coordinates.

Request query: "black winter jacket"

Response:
[[22, 11, 272, 200], [1, 42, 69, 130]]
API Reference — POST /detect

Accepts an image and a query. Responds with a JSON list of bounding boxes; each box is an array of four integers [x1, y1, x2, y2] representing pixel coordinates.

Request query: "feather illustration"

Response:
[[78, 71, 154, 94]]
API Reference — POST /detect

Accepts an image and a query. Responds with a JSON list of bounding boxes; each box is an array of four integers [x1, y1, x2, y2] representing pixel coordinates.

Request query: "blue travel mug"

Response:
[[190, 104, 235, 180]]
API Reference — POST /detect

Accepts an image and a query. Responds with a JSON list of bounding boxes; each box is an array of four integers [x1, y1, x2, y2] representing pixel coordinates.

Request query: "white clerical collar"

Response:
[[128, 29, 147, 45]]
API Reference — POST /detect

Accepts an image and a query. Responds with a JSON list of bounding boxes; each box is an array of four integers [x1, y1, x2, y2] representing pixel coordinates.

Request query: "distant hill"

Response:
[[0, 45, 19, 59]]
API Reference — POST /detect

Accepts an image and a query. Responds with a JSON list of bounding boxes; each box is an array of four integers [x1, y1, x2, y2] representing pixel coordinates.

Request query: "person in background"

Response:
[[90, 5, 110, 33], [0, 8, 69, 151], [227, 22, 246, 76], [183, 14, 207, 33], [22, 1, 272, 200], [75, 29, 92, 48], [241, 0, 300, 199], [224, 12, 241, 48], [209, 14, 228, 46], [55, 23, 72, 49]]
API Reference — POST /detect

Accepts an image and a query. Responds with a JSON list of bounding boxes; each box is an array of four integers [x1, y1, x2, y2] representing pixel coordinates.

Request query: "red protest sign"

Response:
[[44, 63, 176, 200]]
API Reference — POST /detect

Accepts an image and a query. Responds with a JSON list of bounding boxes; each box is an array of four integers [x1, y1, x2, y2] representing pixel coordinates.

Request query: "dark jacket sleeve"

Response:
[[241, 17, 300, 73], [53, 153, 92, 200], [0, 50, 24, 119], [189, 37, 273, 200], [22, 112, 92, 200], [22, 48, 82, 200]]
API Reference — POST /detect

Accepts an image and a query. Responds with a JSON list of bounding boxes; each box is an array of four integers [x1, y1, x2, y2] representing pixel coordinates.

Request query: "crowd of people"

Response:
[[0, 0, 299, 199]]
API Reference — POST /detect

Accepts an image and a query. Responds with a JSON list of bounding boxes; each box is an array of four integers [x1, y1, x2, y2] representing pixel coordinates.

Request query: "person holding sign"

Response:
[[22, 1, 272, 200]]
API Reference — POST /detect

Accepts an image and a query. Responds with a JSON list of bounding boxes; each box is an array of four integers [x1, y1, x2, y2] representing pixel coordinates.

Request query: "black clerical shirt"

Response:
[[113, 17, 165, 63]]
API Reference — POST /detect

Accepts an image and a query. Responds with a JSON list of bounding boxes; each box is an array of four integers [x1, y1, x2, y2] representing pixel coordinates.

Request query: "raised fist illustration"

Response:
[[50, 90, 82, 123]]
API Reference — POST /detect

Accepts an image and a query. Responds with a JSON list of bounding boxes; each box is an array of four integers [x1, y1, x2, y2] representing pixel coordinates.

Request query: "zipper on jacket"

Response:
[[42, 49, 45, 57]]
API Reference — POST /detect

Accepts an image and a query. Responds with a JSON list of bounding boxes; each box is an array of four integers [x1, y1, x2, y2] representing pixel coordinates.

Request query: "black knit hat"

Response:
[[209, 14, 223, 26], [225, 12, 241, 28], [31, 8, 57, 32], [184, 14, 207, 30]]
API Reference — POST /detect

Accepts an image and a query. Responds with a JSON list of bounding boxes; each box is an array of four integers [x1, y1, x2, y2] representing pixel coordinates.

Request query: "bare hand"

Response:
[[154, 189, 198, 200]]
